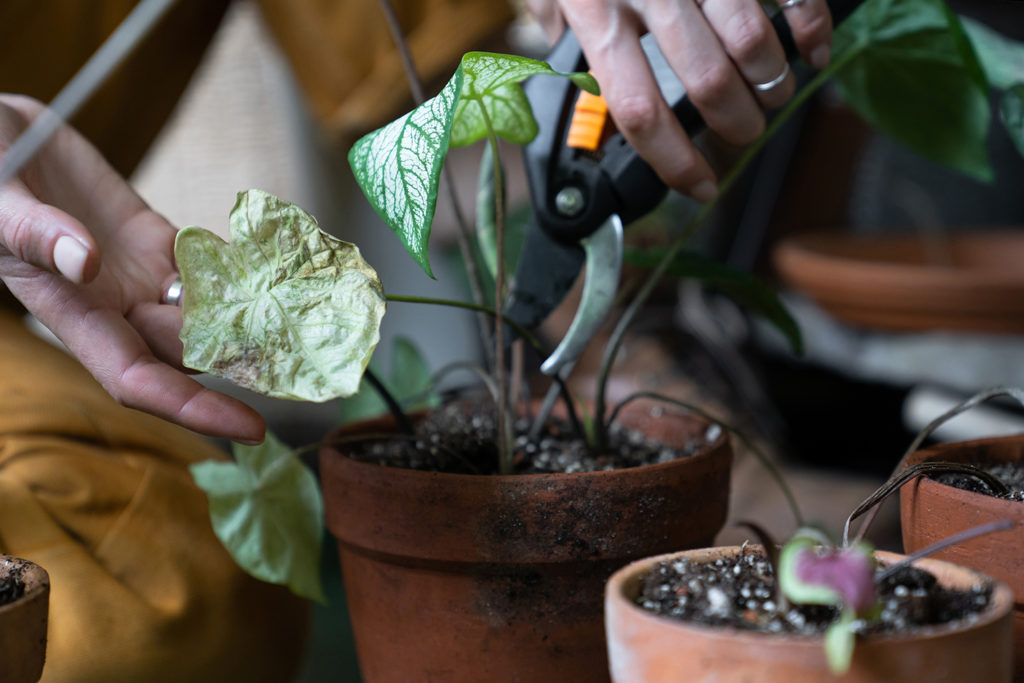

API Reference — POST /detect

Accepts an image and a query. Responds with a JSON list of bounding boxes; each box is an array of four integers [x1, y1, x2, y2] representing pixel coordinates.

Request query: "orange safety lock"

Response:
[[566, 90, 608, 151]]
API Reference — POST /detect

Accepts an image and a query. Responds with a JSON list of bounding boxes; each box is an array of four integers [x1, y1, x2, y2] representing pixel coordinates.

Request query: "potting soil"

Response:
[[0, 560, 26, 607], [347, 402, 718, 475], [636, 545, 992, 636], [934, 462, 1024, 501]]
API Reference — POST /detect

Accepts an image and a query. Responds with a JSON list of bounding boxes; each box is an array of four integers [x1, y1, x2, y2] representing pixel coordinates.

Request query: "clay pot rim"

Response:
[[775, 231, 1024, 288], [0, 555, 49, 617], [901, 435, 1024, 514], [606, 545, 1014, 647], [320, 409, 729, 484]]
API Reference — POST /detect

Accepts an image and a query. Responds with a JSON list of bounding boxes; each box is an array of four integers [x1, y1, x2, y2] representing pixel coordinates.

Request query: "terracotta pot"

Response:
[[0, 555, 49, 683], [319, 404, 732, 682], [773, 230, 1024, 333], [900, 435, 1024, 673], [605, 546, 1014, 682]]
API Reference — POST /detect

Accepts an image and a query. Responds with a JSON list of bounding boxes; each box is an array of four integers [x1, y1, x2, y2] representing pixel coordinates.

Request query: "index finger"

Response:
[[569, 13, 719, 201]]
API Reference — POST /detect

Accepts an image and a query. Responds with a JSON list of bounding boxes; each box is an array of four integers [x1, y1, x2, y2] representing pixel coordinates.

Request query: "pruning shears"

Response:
[[506, 0, 860, 377]]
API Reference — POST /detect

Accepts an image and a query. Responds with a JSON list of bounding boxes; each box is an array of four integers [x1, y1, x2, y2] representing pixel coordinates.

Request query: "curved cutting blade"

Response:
[[540, 214, 623, 375]]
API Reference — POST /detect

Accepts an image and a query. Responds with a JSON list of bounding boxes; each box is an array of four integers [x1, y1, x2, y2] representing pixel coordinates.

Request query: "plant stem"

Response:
[[876, 519, 1019, 583], [610, 391, 804, 527], [843, 461, 1011, 546], [385, 294, 544, 353], [375, 0, 494, 366], [593, 54, 855, 449], [363, 367, 415, 435], [477, 101, 515, 474]]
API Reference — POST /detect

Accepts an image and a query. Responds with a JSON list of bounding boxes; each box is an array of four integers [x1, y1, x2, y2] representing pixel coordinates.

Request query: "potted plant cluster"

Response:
[[172, 0, 1024, 680], [0, 554, 49, 683], [605, 405, 1023, 682]]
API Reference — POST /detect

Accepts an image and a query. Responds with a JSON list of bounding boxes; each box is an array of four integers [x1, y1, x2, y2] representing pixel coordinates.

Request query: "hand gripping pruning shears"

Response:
[[505, 0, 860, 377]]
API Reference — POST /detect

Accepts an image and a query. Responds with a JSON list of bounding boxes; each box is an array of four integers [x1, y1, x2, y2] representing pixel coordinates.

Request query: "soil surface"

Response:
[[0, 559, 26, 607], [637, 545, 992, 635], [933, 462, 1024, 502], [347, 401, 719, 475]]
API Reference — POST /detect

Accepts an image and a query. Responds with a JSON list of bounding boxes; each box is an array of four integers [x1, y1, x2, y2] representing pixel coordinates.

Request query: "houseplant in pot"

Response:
[[895, 387, 1024, 672], [0, 554, 50, 683], [173, 0, 1012, 679], [605, 464, 1019, 682]]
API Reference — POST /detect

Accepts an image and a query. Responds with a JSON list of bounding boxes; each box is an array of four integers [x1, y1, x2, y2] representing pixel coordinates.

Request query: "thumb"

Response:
[[0, 187, 100, 284]]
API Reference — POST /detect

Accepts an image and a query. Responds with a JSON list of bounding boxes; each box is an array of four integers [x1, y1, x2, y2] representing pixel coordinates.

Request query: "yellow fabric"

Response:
[[257, 0, 515, 147], [0, 0, 513, 175], [0, 311, 309, 682]]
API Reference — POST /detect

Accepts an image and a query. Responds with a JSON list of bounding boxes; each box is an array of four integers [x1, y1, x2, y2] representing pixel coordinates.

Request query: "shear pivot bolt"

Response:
[[555, 186, 585, 217]]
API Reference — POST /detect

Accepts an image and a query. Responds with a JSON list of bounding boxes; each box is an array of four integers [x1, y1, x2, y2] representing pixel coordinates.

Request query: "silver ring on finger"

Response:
[[778, 0, 806, 8], [163, 276, 184, 307], [753, 62, 790, 92]]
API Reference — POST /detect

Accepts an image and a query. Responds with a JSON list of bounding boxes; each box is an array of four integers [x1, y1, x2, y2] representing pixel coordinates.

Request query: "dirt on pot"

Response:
[[933, 462, 1024, 501], [345, 401, 720, 475], [0, 559, 27, 607], [636, 545, 993, 636]]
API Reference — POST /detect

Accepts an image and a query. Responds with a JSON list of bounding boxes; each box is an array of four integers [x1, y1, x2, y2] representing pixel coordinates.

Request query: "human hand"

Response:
[[525, 0, 833, 201], [0, 94, 265, 443]]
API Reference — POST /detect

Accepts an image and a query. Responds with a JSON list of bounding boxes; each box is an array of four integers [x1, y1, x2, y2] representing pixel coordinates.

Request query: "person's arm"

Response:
[[526, 0, 833, 202], [0, 94, 265, 444]]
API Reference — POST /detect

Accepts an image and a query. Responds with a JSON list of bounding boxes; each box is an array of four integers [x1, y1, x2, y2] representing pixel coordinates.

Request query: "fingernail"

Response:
[[692, 180, 718, 204], [236, 438, 264, 447], [810, 44, 831, 71], [53, 235, 89, 284]]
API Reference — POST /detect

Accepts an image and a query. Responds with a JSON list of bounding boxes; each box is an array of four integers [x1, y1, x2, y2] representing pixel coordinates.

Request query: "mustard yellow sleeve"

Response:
[[0, 311, 309, 682], [256, 0, 516, 146]]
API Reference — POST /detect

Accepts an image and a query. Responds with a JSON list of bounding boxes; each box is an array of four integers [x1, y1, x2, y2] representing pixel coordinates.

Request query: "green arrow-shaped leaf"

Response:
[[831, 0, 992, 181], [1001, 84, 1024, 158], [348, 52, 598, 277], [191, 432, 325, 602], [176, 189, 386, 401]]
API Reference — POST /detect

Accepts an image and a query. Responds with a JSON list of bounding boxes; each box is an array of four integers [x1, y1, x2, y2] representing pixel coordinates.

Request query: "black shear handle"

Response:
[[523, 0, 863, 245]]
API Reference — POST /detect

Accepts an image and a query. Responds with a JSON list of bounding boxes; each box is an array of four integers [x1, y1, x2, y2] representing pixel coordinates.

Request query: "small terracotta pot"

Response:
[[605, 546, 1014, 682], [319, 404, 732, 682], [900, 435, 1024, 673], [0, 555, 49, 683]]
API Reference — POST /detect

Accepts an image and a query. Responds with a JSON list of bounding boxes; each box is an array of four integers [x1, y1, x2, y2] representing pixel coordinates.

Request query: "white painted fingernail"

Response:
[[53, 235, 89, 283], [692, 180, 718, 204], [810, 44, 831, 71]]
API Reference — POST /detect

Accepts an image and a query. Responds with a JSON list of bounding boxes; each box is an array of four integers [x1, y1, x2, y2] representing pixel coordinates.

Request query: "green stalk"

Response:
[[476, 101, 516, 474], [385, 294, 544, 352], [593, 52, 857, 449]]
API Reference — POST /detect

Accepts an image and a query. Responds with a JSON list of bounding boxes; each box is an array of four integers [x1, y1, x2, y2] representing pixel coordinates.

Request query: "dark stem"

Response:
[[364, 367, 415, 435], [876, 519, 1020, 583], [844, 461, 1012, 546], [375, 0, 494, 366], [852, 386, 1024, 544], [528, 374, 586, 445], [592, 55, 855, 450], [610, 390, 803, 527]]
